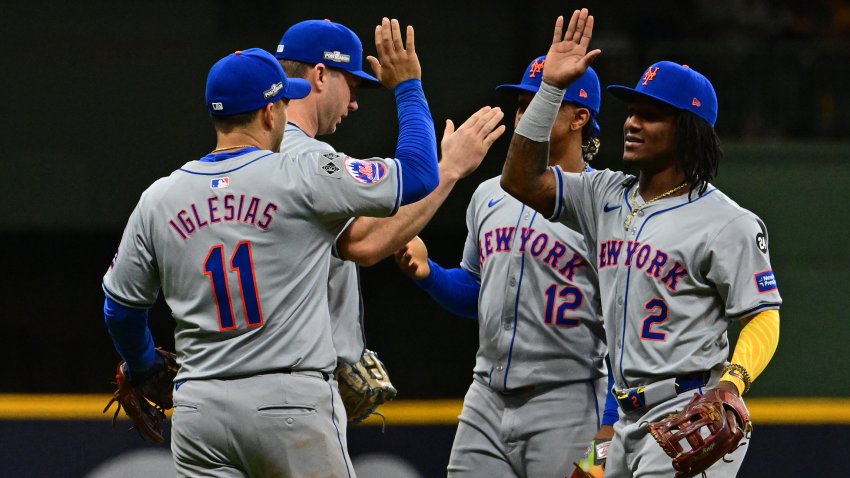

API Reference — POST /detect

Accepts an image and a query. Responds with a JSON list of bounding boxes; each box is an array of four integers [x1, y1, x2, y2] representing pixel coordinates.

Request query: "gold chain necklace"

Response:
[[623, 182, 687, 230], [211, 144, 254, 153]]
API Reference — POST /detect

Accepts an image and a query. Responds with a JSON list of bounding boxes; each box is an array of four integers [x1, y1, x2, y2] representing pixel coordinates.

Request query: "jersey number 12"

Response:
[[204, 241, 264, 330]]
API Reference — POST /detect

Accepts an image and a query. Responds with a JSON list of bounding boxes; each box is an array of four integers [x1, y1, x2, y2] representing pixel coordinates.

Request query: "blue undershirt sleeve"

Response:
[[414, 259, 479, 320], [394, 79, 439, 205], [602, 358, 620, 426], [103, 295, 157, 374]]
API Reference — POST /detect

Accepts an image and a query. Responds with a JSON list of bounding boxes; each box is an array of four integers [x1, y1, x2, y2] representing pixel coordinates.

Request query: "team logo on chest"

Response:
[[345, 159, 387, 184]]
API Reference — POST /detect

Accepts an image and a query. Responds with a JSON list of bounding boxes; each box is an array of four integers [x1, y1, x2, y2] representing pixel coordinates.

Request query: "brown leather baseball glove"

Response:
[[103, 348, 178, 444], [648, 388, 752, 478], [334, 349, 397, 424]]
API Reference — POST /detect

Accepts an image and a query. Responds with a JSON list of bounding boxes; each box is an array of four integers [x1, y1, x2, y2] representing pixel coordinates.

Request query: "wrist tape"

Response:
[[514, 81, 565, 142]]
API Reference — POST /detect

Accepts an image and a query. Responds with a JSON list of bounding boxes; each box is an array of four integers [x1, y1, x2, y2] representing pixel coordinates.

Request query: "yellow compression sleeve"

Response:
[[721, 309, 780, 395]]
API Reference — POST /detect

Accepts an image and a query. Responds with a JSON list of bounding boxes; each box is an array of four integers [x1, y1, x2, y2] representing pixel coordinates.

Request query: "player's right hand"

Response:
[[543, 8, 601, 89], [440, 106, 506, 182], [394, 236, 430, 280], [367, 17, 421, 89]]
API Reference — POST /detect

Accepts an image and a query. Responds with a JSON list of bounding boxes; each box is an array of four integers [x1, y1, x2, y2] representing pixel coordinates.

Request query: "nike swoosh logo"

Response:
[[603, 203, 622, 212], [488, 196, 506, 208]]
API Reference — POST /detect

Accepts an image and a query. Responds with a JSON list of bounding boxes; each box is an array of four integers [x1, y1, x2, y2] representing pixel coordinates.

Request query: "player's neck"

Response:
[[285, 101, 318, 138], [637, 167, 688, 200], [214, 131, 267, 153], [548, 136, 585, 173]]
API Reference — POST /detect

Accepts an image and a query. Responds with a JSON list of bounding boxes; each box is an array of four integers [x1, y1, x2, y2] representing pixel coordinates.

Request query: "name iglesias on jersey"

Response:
[[167, 194, 279, 240]]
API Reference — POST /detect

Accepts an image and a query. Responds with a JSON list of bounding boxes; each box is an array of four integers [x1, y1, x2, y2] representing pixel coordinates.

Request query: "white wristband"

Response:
[[514, 81, 565, 142]]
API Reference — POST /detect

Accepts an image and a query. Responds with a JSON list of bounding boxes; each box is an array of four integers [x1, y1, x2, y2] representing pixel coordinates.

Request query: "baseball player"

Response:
[[501, 9, 781, 477], [275, 19, 505, 368], [395, 57, 618, 477], [102, 44, 439, 477]]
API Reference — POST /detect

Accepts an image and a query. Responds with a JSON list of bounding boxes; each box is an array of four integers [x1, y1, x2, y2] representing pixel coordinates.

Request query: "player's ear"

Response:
[[571, 107, 591, 132], [312, 63, 328, 93], [260, 103, 277, 130]]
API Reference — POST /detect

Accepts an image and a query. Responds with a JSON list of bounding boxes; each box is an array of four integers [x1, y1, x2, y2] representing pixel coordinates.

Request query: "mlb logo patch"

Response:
[[211, 176, 230, 189], [345, 159, 387, 185], [754, 270, 777, 293]]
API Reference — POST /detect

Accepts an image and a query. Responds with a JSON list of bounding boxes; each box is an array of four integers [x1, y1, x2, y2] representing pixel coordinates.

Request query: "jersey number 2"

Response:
[[641, 298, 667, 341], [204, 241, 264, 330]]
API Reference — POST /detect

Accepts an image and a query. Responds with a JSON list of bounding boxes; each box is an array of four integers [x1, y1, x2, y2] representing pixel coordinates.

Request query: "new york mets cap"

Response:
[[496, 55, 601, 136], [206, 48, 311, 116], [275, 19, 380, 87], [608, 61, 718, 126]]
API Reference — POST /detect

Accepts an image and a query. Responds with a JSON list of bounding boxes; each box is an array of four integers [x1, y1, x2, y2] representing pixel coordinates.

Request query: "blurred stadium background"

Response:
[[1, 1, 848, 476]]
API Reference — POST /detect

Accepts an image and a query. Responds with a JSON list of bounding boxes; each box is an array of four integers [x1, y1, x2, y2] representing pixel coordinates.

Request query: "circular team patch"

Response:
[[344, 158, 387, 185], [756, 232, 767, 253]]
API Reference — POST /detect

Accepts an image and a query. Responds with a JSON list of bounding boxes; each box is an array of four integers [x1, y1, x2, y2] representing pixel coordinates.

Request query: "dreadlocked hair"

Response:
[[581, 123, 600, 163], [675, 110, 722, 198]]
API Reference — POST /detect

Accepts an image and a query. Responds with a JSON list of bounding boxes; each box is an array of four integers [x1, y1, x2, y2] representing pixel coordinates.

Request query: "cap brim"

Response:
[[284, 78, 311, 100], [495, 83, 540, 95], [607, 85, 677, 111], [349, 70, 381, 88]]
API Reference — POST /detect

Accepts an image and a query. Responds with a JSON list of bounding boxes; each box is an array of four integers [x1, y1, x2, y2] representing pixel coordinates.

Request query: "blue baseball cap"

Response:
[[275, 19, 380, 87], [496, 55, 601, 136], [608, 61, 718, 126], [206, 48, 311, 116]]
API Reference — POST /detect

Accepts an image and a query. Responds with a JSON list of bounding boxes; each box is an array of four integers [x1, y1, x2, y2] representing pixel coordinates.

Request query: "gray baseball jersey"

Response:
[[102, 148, 401, 381], [550, 167, 782, 389], [281, 123, 366, 365], [461, 176, 607, 390]]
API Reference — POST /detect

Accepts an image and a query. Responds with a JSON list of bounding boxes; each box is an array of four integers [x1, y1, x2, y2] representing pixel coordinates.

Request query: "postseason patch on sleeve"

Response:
[[754, 270, 778, 293], [317, 152, 344, 179], [344, 158, 387, 185]]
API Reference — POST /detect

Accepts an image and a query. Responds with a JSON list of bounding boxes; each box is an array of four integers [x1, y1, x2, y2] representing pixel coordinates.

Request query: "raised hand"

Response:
[[542, 8, 601, 89], [394, 236, 430, 280], [440, 106, 506, 181], [366, 18, 421, 88]]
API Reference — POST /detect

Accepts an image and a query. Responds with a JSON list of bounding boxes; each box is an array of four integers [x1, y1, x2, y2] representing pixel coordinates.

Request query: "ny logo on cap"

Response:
[[529, 58, 545, 78], [642, 66, 660, 85]]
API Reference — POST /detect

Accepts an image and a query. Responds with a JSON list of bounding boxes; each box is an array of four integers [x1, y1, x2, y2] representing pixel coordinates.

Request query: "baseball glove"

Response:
[[569, 438, 610, 478], [648, 389, 752, 478], [334, 349, 397, 424], [103, 348, 178, 444]]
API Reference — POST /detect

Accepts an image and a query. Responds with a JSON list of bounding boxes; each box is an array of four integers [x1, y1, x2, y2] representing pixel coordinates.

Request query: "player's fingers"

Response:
[[390, 18, 405, 52], [572, 8, 589, 43], [366, 55, 382, 77], [373, 24, 386, 58], [443, 118, 455, 137], [552, 15, 564, 45], [483, 124, 507, 148], [579, 49, 603, 69], [379, 18, 393, 56], [480, 107, 504, 137], [406, 25, 415, 54], [579, 15, 595, 50], [462, 106, 491, 132], [565, 10, 580, 42]]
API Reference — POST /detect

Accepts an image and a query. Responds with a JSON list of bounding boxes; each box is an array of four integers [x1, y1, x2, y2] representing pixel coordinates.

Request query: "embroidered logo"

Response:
[[211, 102, 223, 111], [642, 66, 660, 85], [317, 152, 343, 179], [692, 98, 702, 107], [528, 58, 545, 78], [211, 177, 230, 189], [263, 82, 283, 99], [323, 51, 351, 63], [579, 88, 588, 98], [345, 159, 387, 184]]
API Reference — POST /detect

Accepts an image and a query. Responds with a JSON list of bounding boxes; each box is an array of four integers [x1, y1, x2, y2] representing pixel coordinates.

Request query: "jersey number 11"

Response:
[[203, 241, 265, 330]]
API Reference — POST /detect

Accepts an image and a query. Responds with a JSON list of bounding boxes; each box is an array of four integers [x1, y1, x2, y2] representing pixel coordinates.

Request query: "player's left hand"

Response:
[[394, 236, 430, 280], [543, 8, 602, 89], [367, 18, 421, 89], [440, 106, 506, 182]]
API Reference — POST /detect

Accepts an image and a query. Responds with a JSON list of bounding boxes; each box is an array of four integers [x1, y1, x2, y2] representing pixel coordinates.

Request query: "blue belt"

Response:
[[615, 372, 709, 412]]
